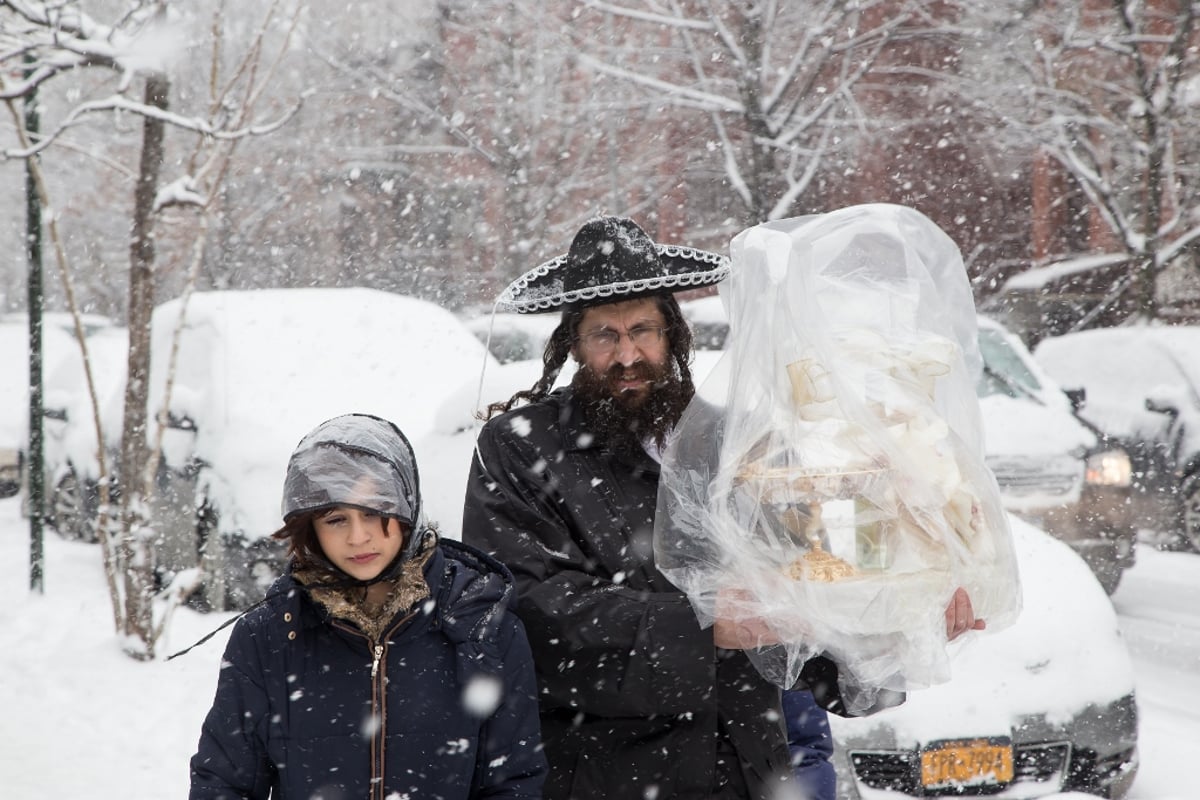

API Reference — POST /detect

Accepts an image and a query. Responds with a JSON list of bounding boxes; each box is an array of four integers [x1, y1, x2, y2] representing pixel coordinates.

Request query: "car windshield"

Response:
[[976, 327, 1043, 399]]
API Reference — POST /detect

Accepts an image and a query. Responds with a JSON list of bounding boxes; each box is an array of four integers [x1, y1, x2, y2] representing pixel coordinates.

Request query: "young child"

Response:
[[189, 413, 546, 799]]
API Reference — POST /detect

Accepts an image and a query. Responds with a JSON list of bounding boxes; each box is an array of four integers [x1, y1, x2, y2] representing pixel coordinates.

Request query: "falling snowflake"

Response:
[[509, 415, 533, 437], [463, 674, 504, 716]]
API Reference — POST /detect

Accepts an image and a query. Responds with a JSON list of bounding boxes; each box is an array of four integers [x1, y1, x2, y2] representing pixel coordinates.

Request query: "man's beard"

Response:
[[571, 357, 692, 457]]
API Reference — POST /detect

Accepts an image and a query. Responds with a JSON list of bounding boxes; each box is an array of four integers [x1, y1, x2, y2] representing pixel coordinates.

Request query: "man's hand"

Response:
[[714, 586, 986, 648], [712, 588, 782, 649], [945, 586, 986, 641]]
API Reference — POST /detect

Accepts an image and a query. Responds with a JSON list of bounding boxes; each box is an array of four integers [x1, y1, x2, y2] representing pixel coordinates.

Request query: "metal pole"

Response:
[[25, 58, 45, 593]]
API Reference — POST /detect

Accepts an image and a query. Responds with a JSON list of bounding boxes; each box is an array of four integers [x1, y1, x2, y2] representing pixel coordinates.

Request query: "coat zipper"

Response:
[[370, 638, 384, 800], [333, 611, 417, 800], [371, 644, 384, 679]]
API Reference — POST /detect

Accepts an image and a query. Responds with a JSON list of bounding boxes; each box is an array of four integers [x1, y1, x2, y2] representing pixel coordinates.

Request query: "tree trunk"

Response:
[[736, 11, 771, 226], [1139, 131, 1162, 321], [118, 72, 170, 660]]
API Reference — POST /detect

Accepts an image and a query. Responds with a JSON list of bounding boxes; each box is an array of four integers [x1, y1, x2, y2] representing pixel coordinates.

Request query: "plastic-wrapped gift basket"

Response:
[[654, 204, 1021, 711]]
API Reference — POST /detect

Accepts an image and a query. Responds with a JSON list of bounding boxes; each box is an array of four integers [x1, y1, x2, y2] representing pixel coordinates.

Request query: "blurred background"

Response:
[[2, 0, 1199, 334]]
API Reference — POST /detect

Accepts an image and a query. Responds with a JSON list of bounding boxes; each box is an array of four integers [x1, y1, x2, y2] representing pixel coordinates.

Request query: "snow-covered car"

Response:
[[0, 320, 74, 498], [678, 298, 1137, 594], [131, 287, 496, 611], [463, 311, 560, 364], [1035, 325, 1200, 552], [976, 317, 1135, 594], [677, 293, 729, 351], [29, 324, 129, 541], [829, 515, 1138, 799]]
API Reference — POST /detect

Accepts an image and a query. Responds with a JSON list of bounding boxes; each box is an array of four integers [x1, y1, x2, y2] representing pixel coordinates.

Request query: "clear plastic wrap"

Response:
[[655, 204, 1021, 711]]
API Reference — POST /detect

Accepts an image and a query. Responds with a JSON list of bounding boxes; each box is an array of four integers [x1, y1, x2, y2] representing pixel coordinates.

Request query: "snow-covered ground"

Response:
[[1, 492, 1198, 799]]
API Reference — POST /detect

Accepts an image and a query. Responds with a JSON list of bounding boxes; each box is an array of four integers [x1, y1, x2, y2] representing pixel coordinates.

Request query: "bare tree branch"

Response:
[[2, 90, 305, 159]]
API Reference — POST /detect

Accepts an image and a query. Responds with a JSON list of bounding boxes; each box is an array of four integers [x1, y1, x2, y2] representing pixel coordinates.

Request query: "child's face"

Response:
[[313, 505, 405, 581]]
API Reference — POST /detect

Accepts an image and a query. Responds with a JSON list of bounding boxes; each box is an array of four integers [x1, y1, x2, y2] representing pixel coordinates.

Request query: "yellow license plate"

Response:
[[920, 737, 1014, 789]]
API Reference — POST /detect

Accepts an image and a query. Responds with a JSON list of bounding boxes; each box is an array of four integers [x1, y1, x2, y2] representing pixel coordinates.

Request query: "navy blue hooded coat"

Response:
[[189, 539, 546, 799]]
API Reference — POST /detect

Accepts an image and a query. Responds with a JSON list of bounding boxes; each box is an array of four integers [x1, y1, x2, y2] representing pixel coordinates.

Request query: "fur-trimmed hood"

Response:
[[255, 538, 519, 656]]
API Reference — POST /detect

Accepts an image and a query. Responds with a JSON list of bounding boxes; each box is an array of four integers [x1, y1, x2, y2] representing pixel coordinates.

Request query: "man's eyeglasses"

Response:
[[576, 325, 667, 354]]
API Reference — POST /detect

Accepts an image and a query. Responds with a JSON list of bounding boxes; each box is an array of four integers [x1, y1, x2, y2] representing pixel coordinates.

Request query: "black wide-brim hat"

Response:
[[496, 215, 731, 314]]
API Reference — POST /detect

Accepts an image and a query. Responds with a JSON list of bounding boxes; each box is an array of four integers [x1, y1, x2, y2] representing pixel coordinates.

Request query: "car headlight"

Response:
[[1085, 449, 1133, 487]]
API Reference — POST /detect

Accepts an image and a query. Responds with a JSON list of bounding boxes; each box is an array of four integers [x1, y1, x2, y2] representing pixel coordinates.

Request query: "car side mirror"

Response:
[[1145, 396, 1178, 417], [161, 409, 198, 432], [1064, 387, 1086, 412]]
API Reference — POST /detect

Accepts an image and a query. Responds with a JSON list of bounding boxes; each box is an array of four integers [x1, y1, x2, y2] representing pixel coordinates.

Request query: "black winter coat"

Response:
[[463, 388, 854, 800], [189, 540, 547, 800]]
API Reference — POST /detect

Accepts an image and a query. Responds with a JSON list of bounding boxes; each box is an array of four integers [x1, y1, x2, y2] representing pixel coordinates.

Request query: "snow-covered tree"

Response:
[[571, 0, 938, 228], [957, 0, 1200, 324], [372, 0, 687, 297], [1, 0, 302, 658]]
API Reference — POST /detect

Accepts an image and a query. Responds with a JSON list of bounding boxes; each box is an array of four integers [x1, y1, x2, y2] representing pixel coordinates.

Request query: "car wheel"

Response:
[[50, 470, 97, 543], [1182, 472, 1200, 553]]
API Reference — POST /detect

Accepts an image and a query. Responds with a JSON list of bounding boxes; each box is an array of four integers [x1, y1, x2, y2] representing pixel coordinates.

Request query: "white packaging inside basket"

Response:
[[654, 204, 1021, 711]]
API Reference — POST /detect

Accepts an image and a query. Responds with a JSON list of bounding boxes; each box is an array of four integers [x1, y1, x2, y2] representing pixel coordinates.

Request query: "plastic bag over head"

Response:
[[282, 413, 420, 528], [653, 204, 1021, 712]]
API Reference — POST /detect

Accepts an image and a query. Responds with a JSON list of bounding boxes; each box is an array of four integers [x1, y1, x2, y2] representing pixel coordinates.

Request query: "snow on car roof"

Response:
[[464, 310, 561, 338], [678, 293, 727, 323], [1035, 324, 1200, 440], [145, 287, 495, 540]]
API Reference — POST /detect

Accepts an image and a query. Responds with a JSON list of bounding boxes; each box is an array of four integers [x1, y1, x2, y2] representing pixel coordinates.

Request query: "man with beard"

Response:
[[462, 216, 979, 800]]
